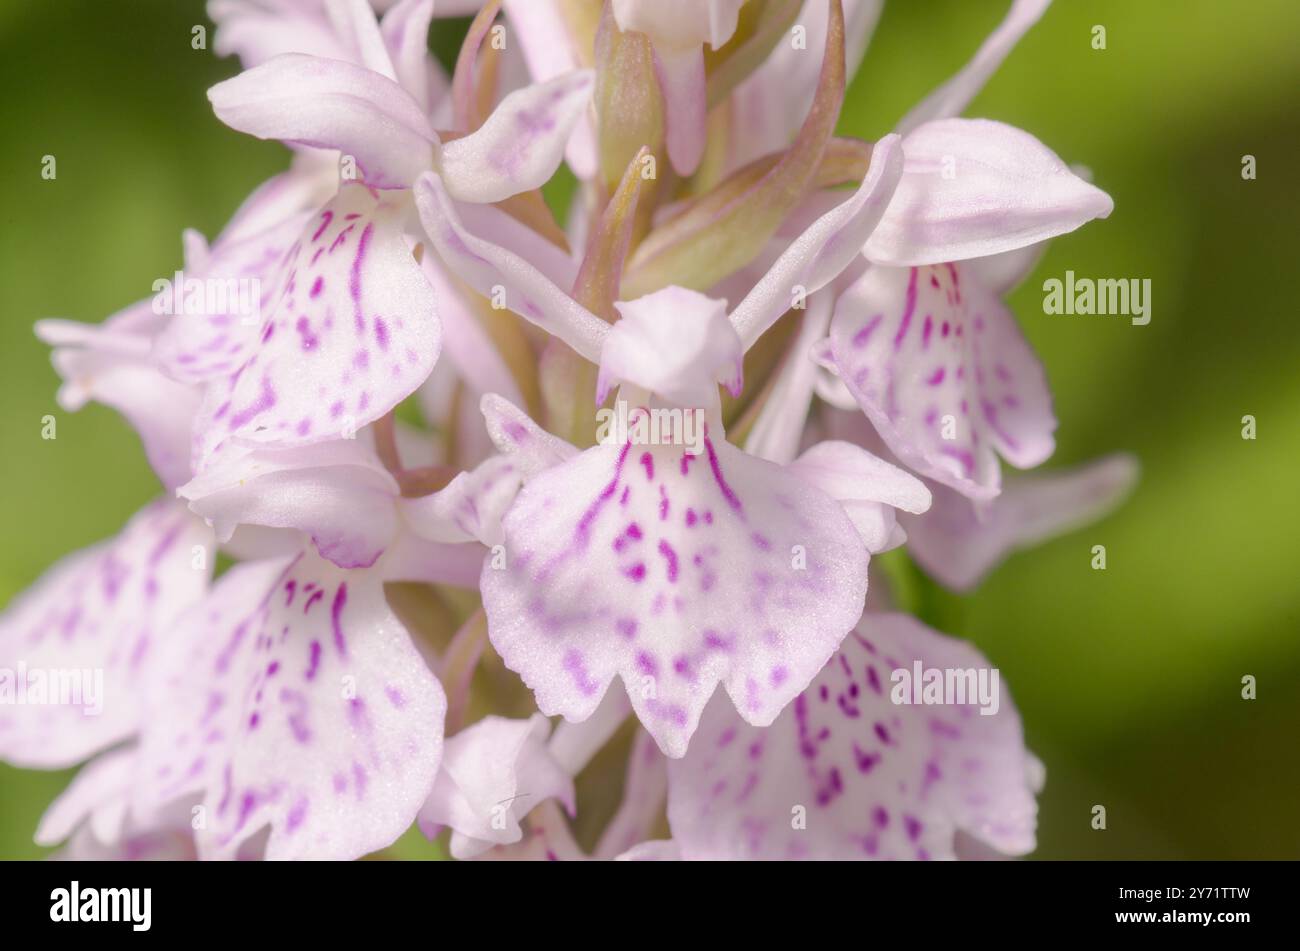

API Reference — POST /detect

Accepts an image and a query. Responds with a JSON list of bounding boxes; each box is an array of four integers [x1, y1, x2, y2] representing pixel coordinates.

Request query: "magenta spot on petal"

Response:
[[852, 313, 883, 348], [657, 540, 679, 582], [704, 437, 742, 512], [286, 797, 309, 833], [562, 649, 599, 697], [311, 211, 333, 243], [892, 268, 919, 351], [331, 584, 349, 657]]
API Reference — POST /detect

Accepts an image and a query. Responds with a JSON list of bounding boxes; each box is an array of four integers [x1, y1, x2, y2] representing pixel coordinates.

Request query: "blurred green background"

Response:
[[1, 0, 1297, 859]]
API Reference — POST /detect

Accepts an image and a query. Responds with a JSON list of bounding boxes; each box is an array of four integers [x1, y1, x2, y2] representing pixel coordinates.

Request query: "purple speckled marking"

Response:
[[658, 539, 679, 582], [892, 268, 919, 351], [703, 437, 742, 513], [330, 584, 348, 657], [574, 442, 632, 548], [562, 649, 599, 696], [311, 211, 333, 243], [286, 797, 309, 833], [853, 313, 883, 348], [349, 223, 375, 332]]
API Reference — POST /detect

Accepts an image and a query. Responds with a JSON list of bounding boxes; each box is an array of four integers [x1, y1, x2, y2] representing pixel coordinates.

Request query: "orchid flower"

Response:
[[184, 0, 592, 471], [410, 214, 933, 756], [5, 0, 1131, 862], [655, 612, 1043, 860], [20, 298, 510, 860]]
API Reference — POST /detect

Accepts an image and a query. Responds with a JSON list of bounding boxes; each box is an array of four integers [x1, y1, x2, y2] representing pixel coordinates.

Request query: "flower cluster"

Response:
[[2, 0, 1134, 861]]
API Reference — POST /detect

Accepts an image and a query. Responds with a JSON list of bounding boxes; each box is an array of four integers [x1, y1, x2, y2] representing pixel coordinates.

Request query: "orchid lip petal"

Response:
[[481, 418, 869, 759], [829, 260, 1056, 500], [666, 612, 1041, 860], [137, 551, 446, 861], [193, 184, 440, 471], [0, 499, 212, 769]]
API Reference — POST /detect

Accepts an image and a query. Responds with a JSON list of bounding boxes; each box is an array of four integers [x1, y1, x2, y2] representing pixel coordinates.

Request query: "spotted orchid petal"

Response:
[[481, 417, 870, 758], [481, 393, 580, 480], [54, 825, 199, 861], [828, 261, 1056, 500], [865, 119, 1113, 266], [36, 747, 139, 849], [138, 551, 446, 861], [897, 0, 1052, 135], [905, 453, 1139, 591], [597, 287, 743, 407], [153, 173, 325, 387], [37, 305, 200, 492], [414, 172, 608, 363], [502, 0, 599, 179], [208, 52, 436, 189], [418, 713, 575, 859], [149, 211, 314, 389], [439, 70, 595, 204], [401, 454, 522, 548], [666, 612, 1041, 859], [41, 755, 204, 860], [787, 441, 932, 553], [0, 500, 212, 769], [179, 438, 402, 570], [193, 183, 439, 470]]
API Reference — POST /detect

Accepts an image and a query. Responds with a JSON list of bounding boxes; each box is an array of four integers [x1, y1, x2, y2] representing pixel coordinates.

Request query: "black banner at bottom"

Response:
[[0, 859, 1282, 937]]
